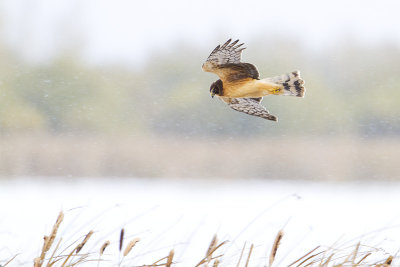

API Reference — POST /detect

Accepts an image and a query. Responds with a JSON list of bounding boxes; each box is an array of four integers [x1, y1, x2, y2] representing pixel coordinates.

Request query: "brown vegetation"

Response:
[[1, 134, 399, 180], [2, 212, 390, 266]]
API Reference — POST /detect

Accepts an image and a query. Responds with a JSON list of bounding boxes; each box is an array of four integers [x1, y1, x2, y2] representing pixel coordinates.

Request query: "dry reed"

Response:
[[166, 249, 174, 267], [148, 253, 174, 267], [123, 238, 140, 257], [288, 246, 320, 267], [381, 256, 393, 266], [236, 242, 247, 267], [6, 211, 399, 267], [119, 228, 125, 252], [244, 243, 254, 267], [34, 211, 64, 267], [269, 230, 283, 267], [356, 252, 371, 265], [2, 254, 19, 267], [195, 235, 228, 267], [76, 230, 94, 254], [99, 241, 110, 256], [206, 234, 218, 265]]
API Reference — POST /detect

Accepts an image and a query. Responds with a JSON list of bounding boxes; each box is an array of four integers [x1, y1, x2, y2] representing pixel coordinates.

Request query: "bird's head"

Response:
[[209, 79, 223, 98]]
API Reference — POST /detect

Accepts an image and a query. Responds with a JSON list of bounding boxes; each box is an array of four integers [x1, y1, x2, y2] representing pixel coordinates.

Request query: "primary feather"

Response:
[[205, 39, 245, 65], [227, 97, 277, 121]]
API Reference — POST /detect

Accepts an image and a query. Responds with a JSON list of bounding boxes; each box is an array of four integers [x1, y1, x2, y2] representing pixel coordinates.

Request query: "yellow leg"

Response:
[[271, 87, 283, 95]]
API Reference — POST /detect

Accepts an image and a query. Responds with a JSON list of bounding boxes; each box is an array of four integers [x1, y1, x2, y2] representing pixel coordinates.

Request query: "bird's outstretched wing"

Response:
[[205, 39, 245, 65], [227, 97, 277, 121], [203, 39, 260, 82]]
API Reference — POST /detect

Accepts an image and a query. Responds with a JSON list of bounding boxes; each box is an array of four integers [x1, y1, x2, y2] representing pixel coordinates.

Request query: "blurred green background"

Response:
[[2, 39, 400, 136], [0, 1, 399, 180]]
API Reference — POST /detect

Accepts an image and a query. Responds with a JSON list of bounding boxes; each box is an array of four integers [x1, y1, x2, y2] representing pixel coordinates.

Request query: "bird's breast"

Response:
[[222, 79, 262, 98], [222, 79, 281, 98]]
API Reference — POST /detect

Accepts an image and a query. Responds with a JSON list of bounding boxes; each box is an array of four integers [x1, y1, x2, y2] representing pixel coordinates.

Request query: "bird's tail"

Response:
[[263, 71, 306, 97]]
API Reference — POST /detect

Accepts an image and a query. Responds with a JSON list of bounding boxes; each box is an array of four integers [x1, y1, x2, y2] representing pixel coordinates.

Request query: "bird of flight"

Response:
[[202, 39, 306, 121]]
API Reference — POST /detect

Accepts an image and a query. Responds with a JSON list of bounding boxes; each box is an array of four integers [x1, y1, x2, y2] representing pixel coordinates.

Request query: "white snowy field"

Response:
[[1, 177, 400, 266]]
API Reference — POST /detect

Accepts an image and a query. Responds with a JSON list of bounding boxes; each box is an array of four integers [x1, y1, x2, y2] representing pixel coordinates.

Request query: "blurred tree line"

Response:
[[1, 37, 400, 137]]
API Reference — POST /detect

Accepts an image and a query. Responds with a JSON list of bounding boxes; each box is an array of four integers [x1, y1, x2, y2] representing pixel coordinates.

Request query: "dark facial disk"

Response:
[[209, 79, 223, 97]]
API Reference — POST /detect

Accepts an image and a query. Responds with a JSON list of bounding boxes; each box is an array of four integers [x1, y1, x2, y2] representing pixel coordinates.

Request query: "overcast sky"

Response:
[[1, 0, 399, 65]]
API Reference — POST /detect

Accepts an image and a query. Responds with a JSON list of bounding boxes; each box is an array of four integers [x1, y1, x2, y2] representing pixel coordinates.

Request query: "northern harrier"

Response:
[[202, 39, 306, 121]]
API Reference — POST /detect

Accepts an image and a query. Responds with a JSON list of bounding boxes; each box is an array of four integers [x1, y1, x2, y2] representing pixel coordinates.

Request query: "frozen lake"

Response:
[[1, 178, 400, 266]]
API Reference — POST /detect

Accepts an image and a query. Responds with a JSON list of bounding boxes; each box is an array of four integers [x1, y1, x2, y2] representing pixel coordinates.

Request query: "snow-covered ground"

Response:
[[1, 177, 400, 266]]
